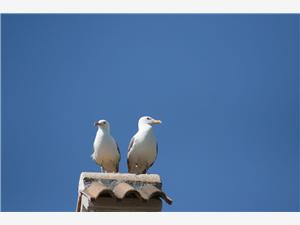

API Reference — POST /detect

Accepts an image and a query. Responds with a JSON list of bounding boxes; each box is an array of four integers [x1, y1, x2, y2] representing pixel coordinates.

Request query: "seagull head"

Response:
[[138, 116, 162, 129], [94, 119, 110, 132]]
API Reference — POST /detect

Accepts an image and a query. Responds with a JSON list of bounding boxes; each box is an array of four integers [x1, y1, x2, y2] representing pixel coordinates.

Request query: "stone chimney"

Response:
[[76, 172, 172, 212]]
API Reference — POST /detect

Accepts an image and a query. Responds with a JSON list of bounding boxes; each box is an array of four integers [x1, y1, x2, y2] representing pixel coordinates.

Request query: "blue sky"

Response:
[[1, 14, 299, 211]]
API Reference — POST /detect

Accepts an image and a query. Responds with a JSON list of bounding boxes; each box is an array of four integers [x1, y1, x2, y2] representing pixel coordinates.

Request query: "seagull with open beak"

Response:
[[127, 116, 162, 174], [92, 119, 120, 173]]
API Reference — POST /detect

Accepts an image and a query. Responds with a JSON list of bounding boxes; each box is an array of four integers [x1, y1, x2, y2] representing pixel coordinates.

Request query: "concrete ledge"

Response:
[[78, 172, 162, 192]]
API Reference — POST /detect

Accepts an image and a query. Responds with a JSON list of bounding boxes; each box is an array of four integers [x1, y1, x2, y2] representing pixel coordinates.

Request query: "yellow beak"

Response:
[[152, 119, 162, 124]]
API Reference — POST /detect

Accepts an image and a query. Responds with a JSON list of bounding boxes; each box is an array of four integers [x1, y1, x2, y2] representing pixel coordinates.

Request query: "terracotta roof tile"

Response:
[[81, 182, 115, 200], [139, 184, 173, 205], [113, 182, 143, 200], [77, 172, 173, 209]]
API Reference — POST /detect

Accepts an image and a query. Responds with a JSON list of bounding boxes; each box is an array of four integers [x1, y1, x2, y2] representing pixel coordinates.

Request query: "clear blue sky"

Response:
[[1, 15, 299, 211]]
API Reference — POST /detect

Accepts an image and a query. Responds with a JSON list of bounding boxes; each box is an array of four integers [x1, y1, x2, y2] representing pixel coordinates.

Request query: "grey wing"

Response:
[[147, 142, 158, 170], [127, 137, 135, 153], [127, 137, 135, 172], [91, 137, 97, 160], [114, 142, 121, 172], [91, 144, 95, 160], [116, 142, 121, 156]]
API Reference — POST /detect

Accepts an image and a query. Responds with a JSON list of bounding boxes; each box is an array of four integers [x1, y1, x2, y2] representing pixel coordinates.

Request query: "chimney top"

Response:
[[76, 172, 172, 212]]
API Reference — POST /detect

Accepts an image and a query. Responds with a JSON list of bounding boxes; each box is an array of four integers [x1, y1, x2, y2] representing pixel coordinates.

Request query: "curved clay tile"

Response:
[[81, 182, 115, 201], [113, 182, 143, 200], [139, 184, 173, 205]]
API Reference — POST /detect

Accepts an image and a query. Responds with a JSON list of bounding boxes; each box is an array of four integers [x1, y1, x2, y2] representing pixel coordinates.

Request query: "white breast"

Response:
[[129, 129, 157, 165], [93, 132, 119, 165]]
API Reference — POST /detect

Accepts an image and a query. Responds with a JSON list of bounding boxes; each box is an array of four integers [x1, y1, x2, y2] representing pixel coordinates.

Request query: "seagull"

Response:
[[92, 119, 120, 173], [127, 116, 162, 174]]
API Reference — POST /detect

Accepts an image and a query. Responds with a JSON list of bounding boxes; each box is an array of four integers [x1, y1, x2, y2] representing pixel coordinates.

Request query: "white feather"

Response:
[[92, 120, 120, 173], [127, 116, 160, 174]]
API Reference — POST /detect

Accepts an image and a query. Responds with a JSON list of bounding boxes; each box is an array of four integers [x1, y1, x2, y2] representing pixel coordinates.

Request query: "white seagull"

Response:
[[127, 116, 162, 174], [92, 119, 120, 173]]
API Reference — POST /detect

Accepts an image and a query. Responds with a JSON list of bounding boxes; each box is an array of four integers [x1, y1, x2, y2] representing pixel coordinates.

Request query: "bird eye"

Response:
[[147, 117, 150, 120], [103, 121, 106, 124]]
